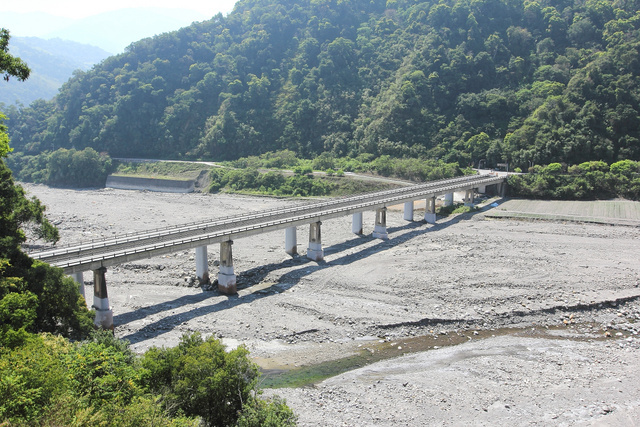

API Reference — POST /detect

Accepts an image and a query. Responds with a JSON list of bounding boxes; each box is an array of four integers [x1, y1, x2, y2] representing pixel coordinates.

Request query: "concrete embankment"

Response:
[[105, 175, 195, 193]]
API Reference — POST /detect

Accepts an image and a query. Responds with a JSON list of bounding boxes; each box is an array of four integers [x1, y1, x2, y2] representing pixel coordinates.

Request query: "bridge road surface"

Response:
[[30, 173, 506, 274]]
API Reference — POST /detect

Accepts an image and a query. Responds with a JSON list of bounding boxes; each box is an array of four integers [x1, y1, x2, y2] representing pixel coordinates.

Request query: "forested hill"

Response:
[[5, 0, 640, 169]]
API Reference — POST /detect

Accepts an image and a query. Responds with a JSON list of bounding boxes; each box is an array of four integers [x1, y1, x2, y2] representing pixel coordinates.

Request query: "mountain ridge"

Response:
[[5, 0, 640, 170]]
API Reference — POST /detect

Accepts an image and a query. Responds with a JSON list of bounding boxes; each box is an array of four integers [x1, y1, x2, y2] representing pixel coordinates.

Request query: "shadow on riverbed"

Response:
[[116, 208, 482, 345]]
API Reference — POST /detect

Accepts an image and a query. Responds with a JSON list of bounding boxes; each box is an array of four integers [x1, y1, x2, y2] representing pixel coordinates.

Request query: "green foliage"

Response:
[[0, 28, 30, 82], [140, 332, 260, 426], [508, 160, 640, 200], [8, 147, 114, 187], [5, 0, 640, 170], [236, 395, 298, 427]]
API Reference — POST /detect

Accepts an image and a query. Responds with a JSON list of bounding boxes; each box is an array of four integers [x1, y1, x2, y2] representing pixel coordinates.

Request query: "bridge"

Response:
[[31, 172, 507, 329]]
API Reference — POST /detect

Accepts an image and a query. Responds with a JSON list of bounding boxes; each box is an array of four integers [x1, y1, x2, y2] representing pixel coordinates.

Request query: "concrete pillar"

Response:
[[285, 226, 297, 255], [464, 189, 475, 207], [424, 196, 437, 224], [307, 221, 324, 261], [478, 185, 486, 194], [218, 240, 236, 294], [444, 192, 454, 207], [373, 207, 389, 240], [195, 246, 209, 283], [92, 267, 113, 330], [403, 201, 414, 221], [352, 212, 363, 235], [499, 181, 507, 197], [71, 271, 85, 300]]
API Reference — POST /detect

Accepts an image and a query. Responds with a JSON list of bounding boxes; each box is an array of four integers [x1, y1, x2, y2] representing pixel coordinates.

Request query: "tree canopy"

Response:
[[4, 0, 640, 170], [0, 29, 30, 82]]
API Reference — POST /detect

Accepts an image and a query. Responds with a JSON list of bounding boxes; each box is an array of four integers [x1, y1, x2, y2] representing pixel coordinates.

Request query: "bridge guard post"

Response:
[[71, 271, 86, 301], [373, 207, 388, 240], [285, 226, 297, 255], [424, 196, 437, 224], [444, 192, 454, 207], [307, 221, 324, 262], [403, 201, 414, 221], [218, 240, 237, 294], [195, 246, 209, 284], [464, 189, 475, 207], [352, 212, 363, 235], [92, 267, 113, 330]]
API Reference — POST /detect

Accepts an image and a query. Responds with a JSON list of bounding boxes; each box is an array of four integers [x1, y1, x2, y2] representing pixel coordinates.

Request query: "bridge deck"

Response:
[[31, 174, 505, 273]]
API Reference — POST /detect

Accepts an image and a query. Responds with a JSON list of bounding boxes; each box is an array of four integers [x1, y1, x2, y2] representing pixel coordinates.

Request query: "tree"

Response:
[[1, 38, 93, 345], [0, 29, 30, 82]]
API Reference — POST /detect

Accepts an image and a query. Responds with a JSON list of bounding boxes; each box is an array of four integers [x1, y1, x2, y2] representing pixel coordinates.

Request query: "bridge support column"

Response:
[[285, 227, 297, 255], [71, 271, 86, 300], [424, 196, 436, 224], [464, 189, 475, 207], [498, 181, 507, 197], [307, 221, 324, 262], [403, 201, 414, 221], [92, 267, 113, 330], [195, 246, 209, 283], [352, 212, 363, 235], [218, 240, 236, 294], [373, 207, 388, 240], [444, 192, 454, 207]]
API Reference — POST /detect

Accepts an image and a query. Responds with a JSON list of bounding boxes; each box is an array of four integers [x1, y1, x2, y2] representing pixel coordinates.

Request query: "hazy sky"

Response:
[[3, 0, 238, 19]]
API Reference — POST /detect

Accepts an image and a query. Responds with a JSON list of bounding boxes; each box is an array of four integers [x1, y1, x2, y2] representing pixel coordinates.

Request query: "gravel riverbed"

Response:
[[23, 184, 640, 426]]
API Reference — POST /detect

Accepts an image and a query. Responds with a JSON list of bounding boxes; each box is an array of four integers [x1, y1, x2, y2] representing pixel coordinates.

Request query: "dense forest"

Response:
[[3, 0, 640, 170]]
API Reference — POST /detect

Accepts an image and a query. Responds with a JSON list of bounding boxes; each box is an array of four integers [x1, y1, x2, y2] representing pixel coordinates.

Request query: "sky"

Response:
[[2, 0, 239, 19]]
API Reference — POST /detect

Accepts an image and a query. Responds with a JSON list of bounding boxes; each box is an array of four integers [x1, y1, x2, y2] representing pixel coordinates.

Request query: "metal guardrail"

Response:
[[31, 174, 505, 273]]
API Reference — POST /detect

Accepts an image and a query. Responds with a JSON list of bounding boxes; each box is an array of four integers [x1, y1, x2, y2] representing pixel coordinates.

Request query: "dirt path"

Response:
[[23, 184, 640, 426]]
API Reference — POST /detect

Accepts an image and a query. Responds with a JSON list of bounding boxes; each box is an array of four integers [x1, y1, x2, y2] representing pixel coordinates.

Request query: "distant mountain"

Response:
[[1, 8, 209, 54], [0, 37, 111, 106], [44, 8, 209, 54]]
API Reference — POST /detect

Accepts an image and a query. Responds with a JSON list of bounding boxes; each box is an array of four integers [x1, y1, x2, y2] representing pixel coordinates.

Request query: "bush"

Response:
[[140, 332, 260, 426], [236, 395, 298, 427]]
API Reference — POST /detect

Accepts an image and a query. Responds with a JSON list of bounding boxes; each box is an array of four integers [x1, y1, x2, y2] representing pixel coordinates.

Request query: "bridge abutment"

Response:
[[307, 221, 324, 261], [373, 207, 388, 240], [218, 240, 236, 294], [352, 212, 363, 234], [92, 267, 113, 330], [285, 226, 297, 255], [424, 196, 436, 224], [403, 201, 414, 221]]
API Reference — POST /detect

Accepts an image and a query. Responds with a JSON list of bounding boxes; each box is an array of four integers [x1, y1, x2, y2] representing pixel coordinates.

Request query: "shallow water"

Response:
[[260, 322, 628, 388]]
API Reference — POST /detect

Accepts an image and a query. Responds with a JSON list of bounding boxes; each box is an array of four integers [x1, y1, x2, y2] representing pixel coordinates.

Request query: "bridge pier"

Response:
[[307, 221, 324, 261], [403, 201, 414, 221], [464, 189, 475, 207], [92, 267, 113, 330], [444, 192, 454, 207], [424, 196, 436, 224], [195, 246, 209, 283], [373, 207, 388, 240], [218, 240, 236, 294], [71, 271, 86, 300], [352, 212, 363, 235], [285, 226, 297, 255]]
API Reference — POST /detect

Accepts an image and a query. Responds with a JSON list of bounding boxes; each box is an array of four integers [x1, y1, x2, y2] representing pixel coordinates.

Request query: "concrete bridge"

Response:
[[31, 173, 507, 329]]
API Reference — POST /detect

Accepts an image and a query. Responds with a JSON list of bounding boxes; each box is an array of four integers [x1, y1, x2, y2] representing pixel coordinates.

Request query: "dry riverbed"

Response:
[[23, 184, 640, 426]]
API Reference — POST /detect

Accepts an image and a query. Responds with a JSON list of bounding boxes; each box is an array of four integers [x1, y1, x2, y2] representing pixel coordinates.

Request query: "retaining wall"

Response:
[[106, 175, 195, 193]]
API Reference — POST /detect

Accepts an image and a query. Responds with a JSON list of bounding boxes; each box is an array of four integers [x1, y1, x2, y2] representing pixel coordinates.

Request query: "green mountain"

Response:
[[5, 0, 640, 170]]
